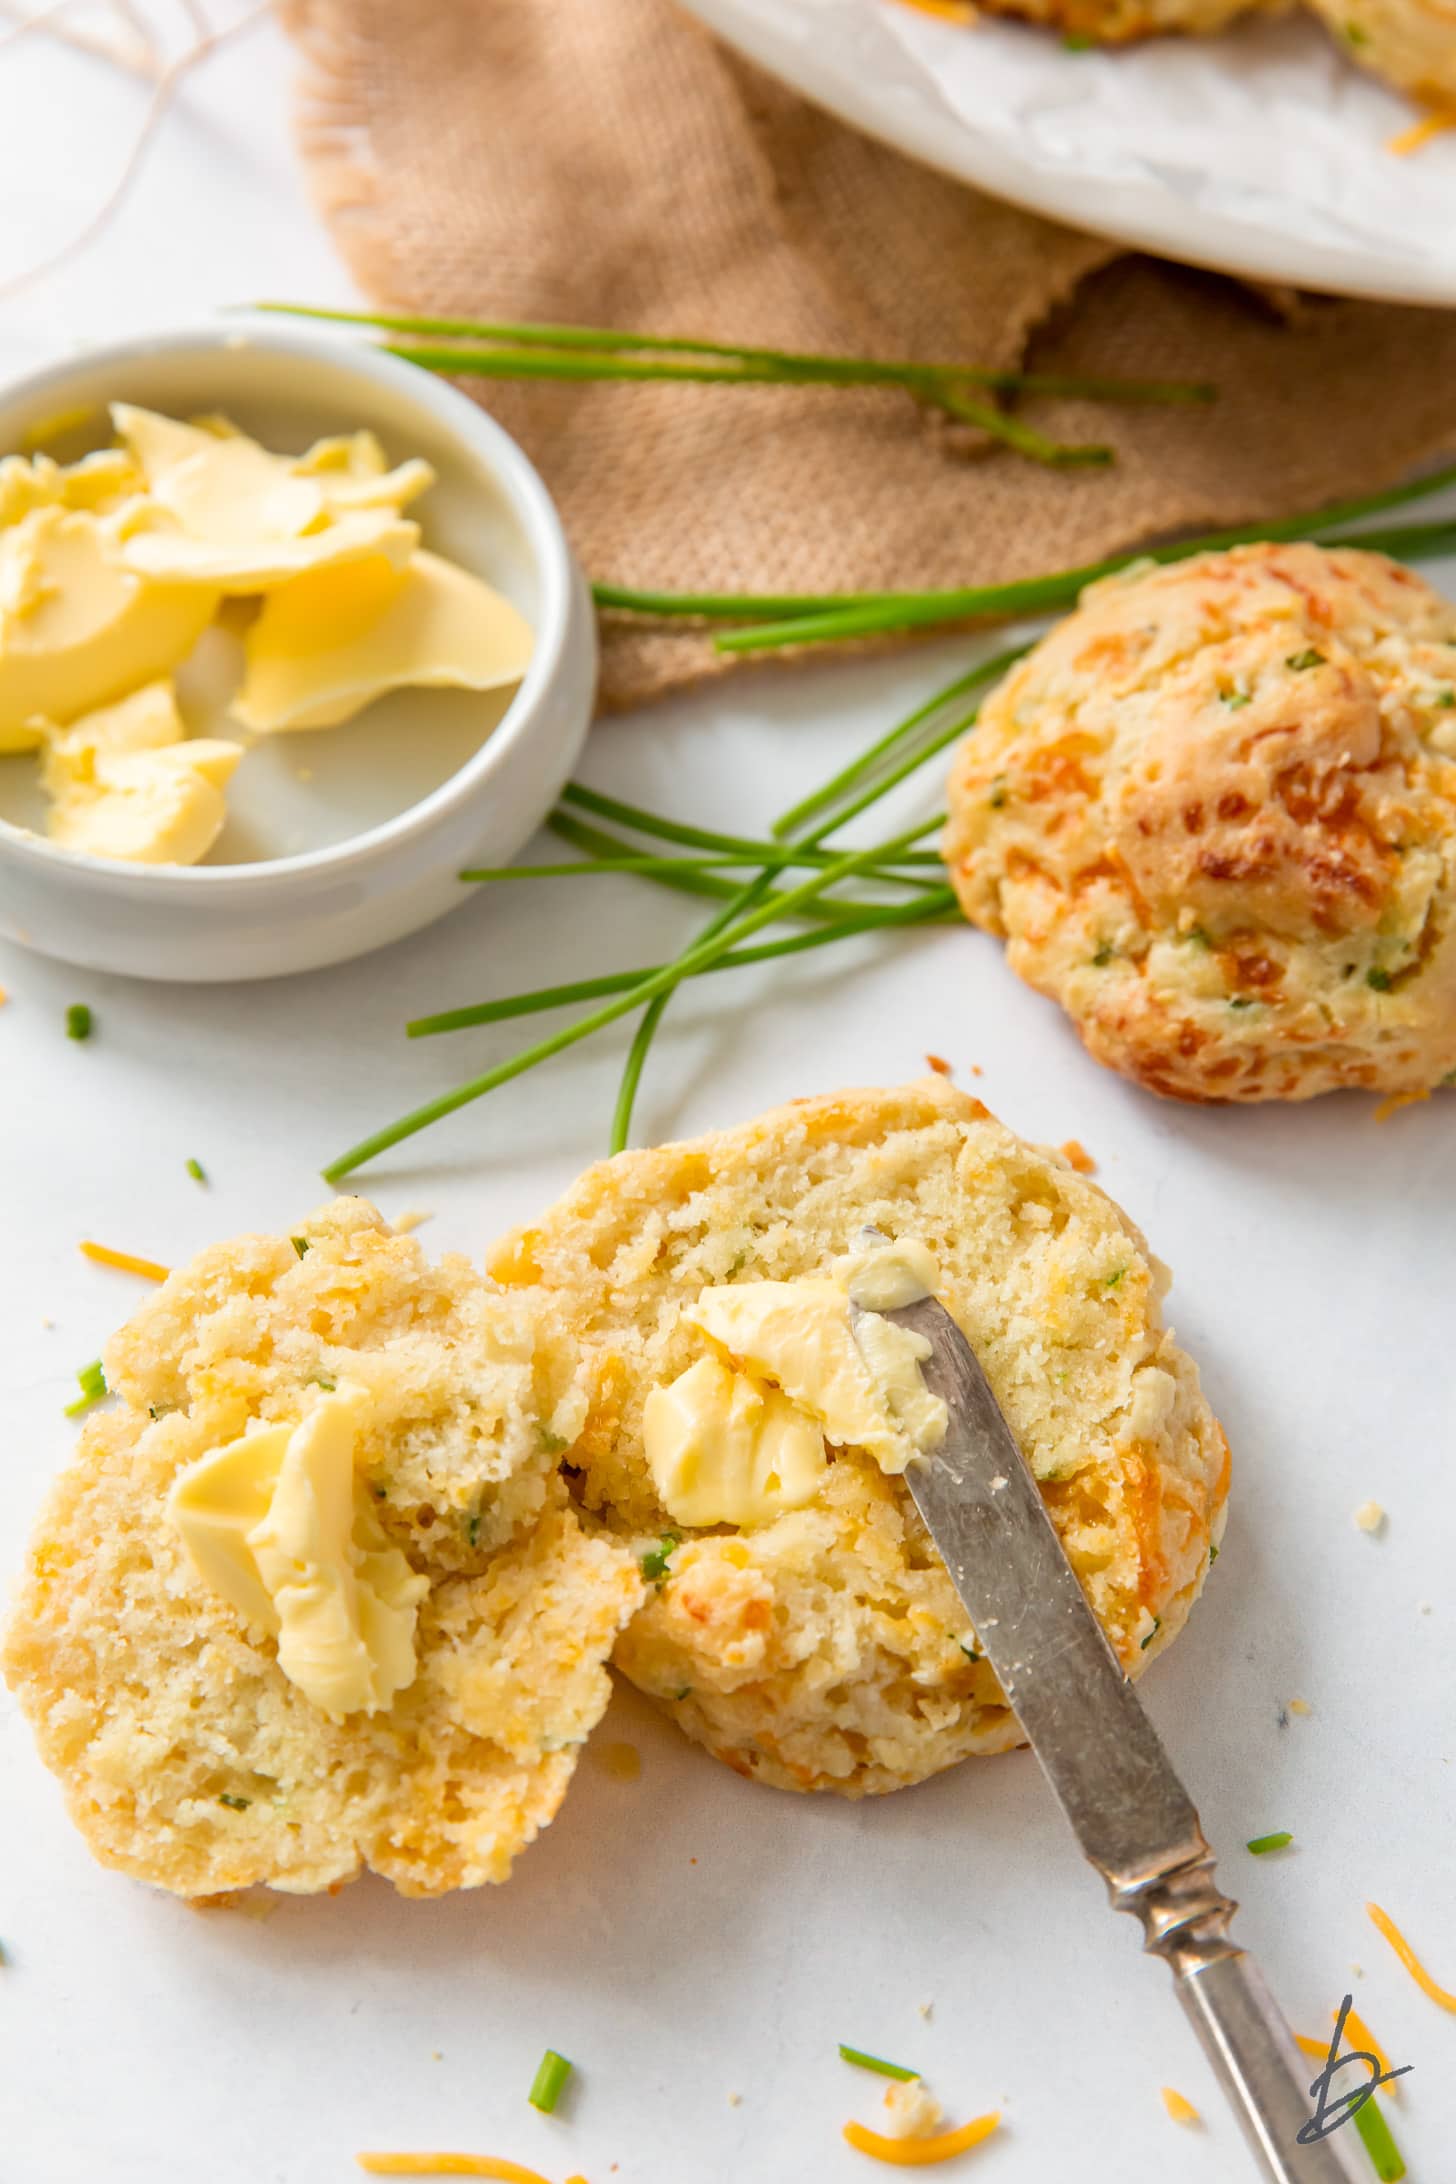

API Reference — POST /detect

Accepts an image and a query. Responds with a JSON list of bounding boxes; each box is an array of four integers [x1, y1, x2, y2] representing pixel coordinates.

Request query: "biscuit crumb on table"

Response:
[[1059, 1139, 1096, 1174], [1355, 1500, 1387, 1534]]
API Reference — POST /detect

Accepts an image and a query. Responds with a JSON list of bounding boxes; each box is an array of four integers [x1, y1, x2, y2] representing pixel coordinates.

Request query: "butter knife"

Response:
[[850, 1259, 1359, 2183]]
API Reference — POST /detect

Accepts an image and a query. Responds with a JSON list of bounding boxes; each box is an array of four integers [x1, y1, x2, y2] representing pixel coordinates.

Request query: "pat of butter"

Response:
[[0, 508, 217, 751], [167, 1388, 429, 1720], [109, 406, 423, 591], [41, 682, 241, 865], [233, 548, 534, 732], [687, 1238, 948, 1478], [643, 1354, 827, 1528], [0, 449, 141, 529]]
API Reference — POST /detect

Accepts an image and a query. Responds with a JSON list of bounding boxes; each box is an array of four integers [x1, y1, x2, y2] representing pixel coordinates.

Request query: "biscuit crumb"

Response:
[[925, 1054, 952, 1077], [1374, 1089, 1430, 1122], [1354, 1500, 1386, 1534], [882, 2079, 943, 2140], [391, 1209, 432, 1235], [1288, 1698, 1312, 1717], [917, 2001, 934, 2021], [1060, 1139, 1096, 1174], [727, 2091, 742, 2107]]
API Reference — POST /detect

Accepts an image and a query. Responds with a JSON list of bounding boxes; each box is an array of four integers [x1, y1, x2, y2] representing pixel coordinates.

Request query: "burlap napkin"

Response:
[[281, 0, 1456, 711]]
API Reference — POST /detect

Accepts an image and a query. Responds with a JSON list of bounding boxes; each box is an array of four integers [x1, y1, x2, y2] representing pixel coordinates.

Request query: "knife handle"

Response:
[[1174, 1950, 1365, 2182]]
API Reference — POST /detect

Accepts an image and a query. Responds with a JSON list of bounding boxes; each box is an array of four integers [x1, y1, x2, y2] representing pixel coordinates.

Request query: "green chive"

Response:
[[1285, 649, 1326, 670], [1352, 2090, 1406, 2181], [1436, 689, 1455, 709], [466, 1510, 481, 1548], [65, 1003, 92, 1041], [311, 1373, 335, 1391], [959, 1642, 983, 1663], [640, 1533, 679, 1585], [291, 1236, 310, 1258], [64, 1359, 107, 1416], [1139, 1616, 1160, 1649], [1230, 995, 1255, 1009], [261, 302, 1214, 407], [839, 2045, 919, 2081], [404, 897, 954, 1039], [538, 1427, 569, 1454], [1220, 688, 1252, 709], [1209, 1541, 1220, 1562], [528, 2049, 573, 2114], [1106, 1267, 1127, 1287], [1092, 944, 1114, 966], [217, 1793, 250, 1812], [1061, 32, 1095, 47], [1367, 968, 1393, 991], [185, 1157, 207, 1184], [1246, 1831, 1293, 1854]]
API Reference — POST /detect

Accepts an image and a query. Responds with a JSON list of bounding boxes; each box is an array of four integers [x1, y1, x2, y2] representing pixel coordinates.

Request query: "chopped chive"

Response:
[[1220, 687, 1252, 709], [466, 1510, 481, 1548], [185, 1157, 207, 1184], [1366, 968, 1393, 991], [1436, 689, 1455, 709], [959, 1642, 983, 1663], [1140, 1616, 1161, 1649], [311, 1373, 335, 1391], [291, 1236, 310, 1258], [217, 1793, 251, 1811], [640, 1533, 680, 1585], [1209, 1541, 1220, 1562], [1246, 1831, 1293, 1854], [65, 1003, 92, 1041], [64, 1359, 107, 1416], [538, 1427, 569, 1455], [1285, 648, 1326, 671], [1092, 943, 1114, 966], [1353, 2090, 1406, 2181], [1061, 30, 1094, 46], [839, 2045, 918, 2081], [1229, 995, 1256, 1009], [1105, 1267, 1127, 1287], [528, 2049, 573, 2114]]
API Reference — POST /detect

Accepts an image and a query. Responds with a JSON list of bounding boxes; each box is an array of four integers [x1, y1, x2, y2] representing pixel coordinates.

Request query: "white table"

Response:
[[1, 16, 1451, 2183]]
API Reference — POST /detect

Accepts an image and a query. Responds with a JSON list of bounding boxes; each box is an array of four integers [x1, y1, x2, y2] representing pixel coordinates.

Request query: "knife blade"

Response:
[[849, 1254, 1361, 2183]]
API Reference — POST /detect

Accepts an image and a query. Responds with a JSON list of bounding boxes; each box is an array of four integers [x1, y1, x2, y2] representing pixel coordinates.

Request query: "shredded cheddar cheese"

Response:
[[1367, 1902, 1456, 2013], [893, 0, 977, 19], [1160, 2087, 1199, 2124], [1374, 1087, 1430, 1121], [79, 1240, 170, 1281], [1342, 2007, 1399, 2096], [1060, 1139, 1096, 1174], [356, 2159, 555, 2181], [1388, 106, 1456, 157], [842, 2111, 1001, 2165]]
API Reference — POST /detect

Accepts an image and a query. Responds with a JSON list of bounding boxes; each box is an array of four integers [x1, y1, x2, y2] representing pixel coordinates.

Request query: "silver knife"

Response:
[[850, 1248, 1362, 2183]]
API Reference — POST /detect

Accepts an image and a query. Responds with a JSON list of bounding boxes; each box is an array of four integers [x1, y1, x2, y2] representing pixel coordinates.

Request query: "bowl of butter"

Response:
[[0, 323, 594, 980]]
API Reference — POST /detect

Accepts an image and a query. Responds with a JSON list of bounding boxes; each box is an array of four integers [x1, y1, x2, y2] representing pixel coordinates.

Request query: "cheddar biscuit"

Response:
[[3, 1201, 641, 1898], [1307, 0, 1456, 100], [943, 544, 1456, 1104], [974, 0, 1279, 38], [492, 1081, 1228, 1798]]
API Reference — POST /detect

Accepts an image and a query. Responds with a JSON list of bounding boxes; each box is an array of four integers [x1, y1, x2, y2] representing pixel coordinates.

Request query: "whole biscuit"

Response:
[[943, 544, 1456, 1104]]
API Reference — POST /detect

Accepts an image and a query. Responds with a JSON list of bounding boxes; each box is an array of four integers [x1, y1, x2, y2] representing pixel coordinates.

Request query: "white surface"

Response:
[[1, 16, 1453, 2184], [0, 326, 595, 981], [685, 0, 1456, 305]]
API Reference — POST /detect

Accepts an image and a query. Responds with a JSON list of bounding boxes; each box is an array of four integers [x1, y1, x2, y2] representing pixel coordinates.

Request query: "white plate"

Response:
[[683, 0, 1456, 304]]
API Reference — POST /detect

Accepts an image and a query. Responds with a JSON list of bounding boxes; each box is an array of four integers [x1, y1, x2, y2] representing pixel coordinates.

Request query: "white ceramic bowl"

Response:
[[0, 323, 596, 981]]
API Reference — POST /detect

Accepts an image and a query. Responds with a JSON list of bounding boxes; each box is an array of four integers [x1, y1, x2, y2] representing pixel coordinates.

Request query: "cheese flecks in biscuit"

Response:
[[2, 1200, 642, 1898], [491, 1080, 1230, 1799], [943, 544, 1456, 1105]]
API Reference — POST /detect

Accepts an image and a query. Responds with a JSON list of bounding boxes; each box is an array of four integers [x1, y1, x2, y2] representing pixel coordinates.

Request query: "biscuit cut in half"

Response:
[[943, 544, 1456, 1105], [3, 1200, 642, 1899], [489, 1081, 1229, 1798]]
